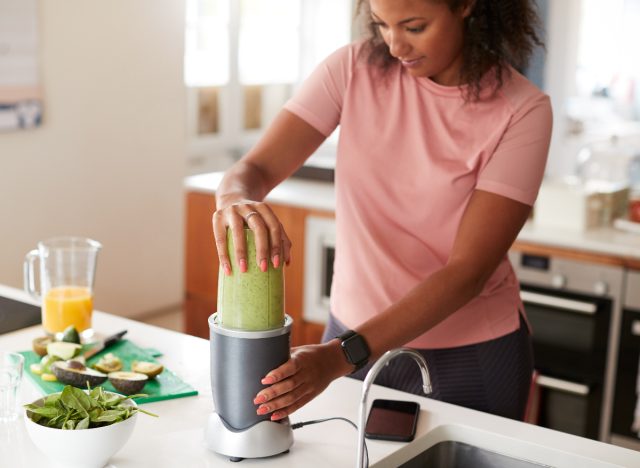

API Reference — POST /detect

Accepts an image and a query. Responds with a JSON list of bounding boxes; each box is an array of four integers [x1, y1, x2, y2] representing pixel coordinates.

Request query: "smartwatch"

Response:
[[336, 330, 371, 372]]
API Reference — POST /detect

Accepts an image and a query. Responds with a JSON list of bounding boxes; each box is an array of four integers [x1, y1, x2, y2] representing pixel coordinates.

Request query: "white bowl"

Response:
[[24, 391, 138, 468]]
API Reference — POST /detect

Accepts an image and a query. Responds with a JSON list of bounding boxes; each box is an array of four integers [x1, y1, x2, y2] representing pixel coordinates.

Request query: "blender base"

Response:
[[204, 412, 294, 460]]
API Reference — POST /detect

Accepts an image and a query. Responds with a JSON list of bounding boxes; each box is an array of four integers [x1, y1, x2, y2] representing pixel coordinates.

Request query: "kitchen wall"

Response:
[[0, 1, 186, 318]]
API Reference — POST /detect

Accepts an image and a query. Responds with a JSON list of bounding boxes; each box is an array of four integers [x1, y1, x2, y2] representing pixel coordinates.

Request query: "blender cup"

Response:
[[24, 236, 101, 340], [217, 228, 285, 330], [206, 227, 293, 460]]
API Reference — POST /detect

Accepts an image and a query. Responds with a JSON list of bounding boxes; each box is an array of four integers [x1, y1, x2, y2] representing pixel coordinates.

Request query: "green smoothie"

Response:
[[217, 228, 285, 330]]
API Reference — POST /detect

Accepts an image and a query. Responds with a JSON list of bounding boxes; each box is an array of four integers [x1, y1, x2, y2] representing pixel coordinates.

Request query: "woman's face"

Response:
[[368, 0, 472, 85]]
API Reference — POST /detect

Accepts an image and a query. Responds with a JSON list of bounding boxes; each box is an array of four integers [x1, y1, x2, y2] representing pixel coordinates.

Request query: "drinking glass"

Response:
[[24, 237, 101, 340], [0, 352, 24, 423]]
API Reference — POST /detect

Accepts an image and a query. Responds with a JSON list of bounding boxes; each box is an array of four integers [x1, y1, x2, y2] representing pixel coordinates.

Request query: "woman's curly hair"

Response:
[[355, 0, 544, 101]]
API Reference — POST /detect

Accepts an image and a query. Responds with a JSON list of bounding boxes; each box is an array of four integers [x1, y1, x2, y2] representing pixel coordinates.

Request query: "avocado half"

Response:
[[51, 361, 108, 388], [108, 371, 148, 395], [131, 361, 164, 379]]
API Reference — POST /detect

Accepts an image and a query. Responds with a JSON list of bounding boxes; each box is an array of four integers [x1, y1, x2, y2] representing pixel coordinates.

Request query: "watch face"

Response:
[[344, 334, 370, 365]]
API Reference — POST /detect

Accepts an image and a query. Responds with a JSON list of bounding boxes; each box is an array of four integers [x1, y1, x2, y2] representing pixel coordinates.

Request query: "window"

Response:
[[544, 0, 640, 178], [185, 0, 353, 171], [574, 0, 640, 121]]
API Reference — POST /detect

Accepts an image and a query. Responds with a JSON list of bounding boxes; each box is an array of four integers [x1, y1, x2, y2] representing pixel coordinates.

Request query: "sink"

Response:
[[399, 440, 550, 467], [374, 424, 621, 468]]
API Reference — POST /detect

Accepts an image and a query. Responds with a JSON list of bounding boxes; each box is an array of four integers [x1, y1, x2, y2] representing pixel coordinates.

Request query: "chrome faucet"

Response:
[[356, 348, 432, 468]]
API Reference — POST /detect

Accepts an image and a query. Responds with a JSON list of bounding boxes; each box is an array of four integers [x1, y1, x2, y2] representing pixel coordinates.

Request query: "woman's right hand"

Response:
[[212, 200, 292, 275]]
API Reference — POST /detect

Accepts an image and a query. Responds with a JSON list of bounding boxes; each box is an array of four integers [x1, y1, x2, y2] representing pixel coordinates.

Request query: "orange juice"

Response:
[[43, 286, 93, 334]]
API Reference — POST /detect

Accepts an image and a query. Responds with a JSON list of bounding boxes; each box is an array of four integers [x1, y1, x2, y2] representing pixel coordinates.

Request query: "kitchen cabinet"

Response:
[[184, 191, 332, 347]]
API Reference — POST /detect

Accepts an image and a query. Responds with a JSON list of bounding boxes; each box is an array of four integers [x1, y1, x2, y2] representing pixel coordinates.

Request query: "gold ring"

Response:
[[245, 211, 259, 223]]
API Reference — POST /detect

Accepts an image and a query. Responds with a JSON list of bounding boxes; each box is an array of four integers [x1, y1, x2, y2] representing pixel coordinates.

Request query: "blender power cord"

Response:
[[292, 417, 369, 467]]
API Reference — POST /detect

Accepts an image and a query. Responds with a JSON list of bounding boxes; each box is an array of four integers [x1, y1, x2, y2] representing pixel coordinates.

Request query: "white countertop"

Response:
[[185, 172, 640, 261], [1, 285, 639, 467], [517, 222, 640, 260], [185, 172, 336, 213]]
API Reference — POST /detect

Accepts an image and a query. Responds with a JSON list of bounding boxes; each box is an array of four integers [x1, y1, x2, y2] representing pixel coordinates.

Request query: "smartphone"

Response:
[[364, 399, 420, 442]]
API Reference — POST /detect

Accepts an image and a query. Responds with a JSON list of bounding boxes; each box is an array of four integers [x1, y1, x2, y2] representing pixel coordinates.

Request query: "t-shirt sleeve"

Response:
[[476, 93, 553, 206], [283, 44, 352, 137]]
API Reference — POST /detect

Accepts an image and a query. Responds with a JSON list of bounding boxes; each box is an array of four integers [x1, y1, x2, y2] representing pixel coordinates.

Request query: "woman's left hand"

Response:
[[253, 341, 352, 421]]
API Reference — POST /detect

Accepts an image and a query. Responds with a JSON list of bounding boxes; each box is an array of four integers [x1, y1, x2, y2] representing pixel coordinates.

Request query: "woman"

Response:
[[213, 0, 552, 422]]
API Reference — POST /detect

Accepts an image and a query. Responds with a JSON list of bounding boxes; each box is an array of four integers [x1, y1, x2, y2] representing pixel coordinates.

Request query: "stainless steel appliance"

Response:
[[205, 313, 294, 461], [510, 251, 624, 442], [611, 270, 640, 451]]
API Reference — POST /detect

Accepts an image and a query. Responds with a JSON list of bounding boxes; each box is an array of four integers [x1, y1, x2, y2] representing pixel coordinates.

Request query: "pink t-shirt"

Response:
[[284, 42, 552, 349]]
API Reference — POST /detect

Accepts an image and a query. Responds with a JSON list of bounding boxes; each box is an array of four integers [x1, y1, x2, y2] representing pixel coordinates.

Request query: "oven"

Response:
[[510, 251, 624, 442], [611, 270, 640, 451]]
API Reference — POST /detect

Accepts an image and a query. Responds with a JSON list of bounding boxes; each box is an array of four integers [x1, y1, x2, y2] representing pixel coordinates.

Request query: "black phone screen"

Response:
[[364, 399, 420, 442]]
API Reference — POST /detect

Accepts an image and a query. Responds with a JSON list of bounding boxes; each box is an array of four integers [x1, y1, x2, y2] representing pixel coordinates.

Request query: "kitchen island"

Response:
[[1, 285, 639, 467]]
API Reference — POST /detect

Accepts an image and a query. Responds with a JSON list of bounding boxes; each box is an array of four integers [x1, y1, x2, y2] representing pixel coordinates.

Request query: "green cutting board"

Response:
[[19, 339, 198, 404]]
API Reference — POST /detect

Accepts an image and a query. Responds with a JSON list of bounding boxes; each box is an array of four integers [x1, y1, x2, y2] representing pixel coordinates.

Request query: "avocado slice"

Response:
[[46, 342, 82, 360], [93, 353, 123, 373], [131, 361, 163, 378], [108, 371, 148, 395], [39, 354, 61, 374], [51, 361, 107, 388]]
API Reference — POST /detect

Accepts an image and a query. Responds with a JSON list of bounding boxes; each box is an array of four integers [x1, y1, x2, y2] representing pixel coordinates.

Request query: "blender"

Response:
[[205, 228, 294, 461]]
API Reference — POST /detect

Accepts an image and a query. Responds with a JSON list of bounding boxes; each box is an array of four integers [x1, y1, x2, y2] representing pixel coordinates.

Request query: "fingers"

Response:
[[242, 204, 290, 270], [212, 210, 234, 275], [253, 345, 335, 421], [212, 201, 291, 274], [245, 206, 270, 272], [282, 228, 292, 265], [254, 358, 303, 419], [255, 205, 284, 269], [254, 377, 306, 413], [267, 392, 315, 421], [255, 376, 313, 421], [260, 356, 299, 386]]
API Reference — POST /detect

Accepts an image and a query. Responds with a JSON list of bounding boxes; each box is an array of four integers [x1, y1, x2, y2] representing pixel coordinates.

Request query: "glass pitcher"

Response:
[[24, 237, 101, 339]]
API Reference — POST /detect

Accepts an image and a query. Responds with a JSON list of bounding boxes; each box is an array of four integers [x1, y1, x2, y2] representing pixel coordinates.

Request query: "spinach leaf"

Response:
[[75, 416, 90, 430], [61, 386, 92, 417], [24, 384, 158, 430], [23, 405, 59, 418], [93, 410, 124, 423]]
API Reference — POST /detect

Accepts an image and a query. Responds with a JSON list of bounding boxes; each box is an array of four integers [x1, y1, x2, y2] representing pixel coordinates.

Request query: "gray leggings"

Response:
[[322, 313, 533, 421]]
